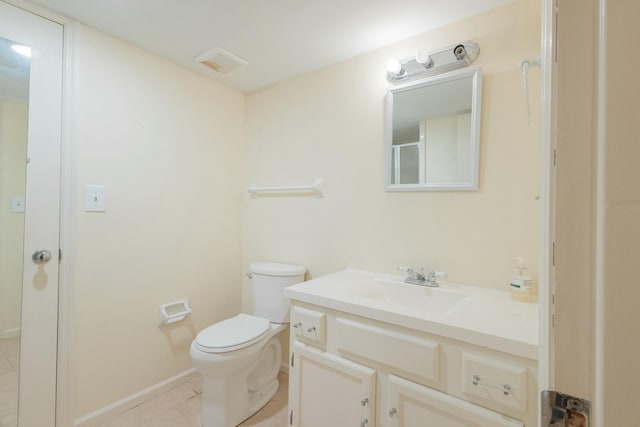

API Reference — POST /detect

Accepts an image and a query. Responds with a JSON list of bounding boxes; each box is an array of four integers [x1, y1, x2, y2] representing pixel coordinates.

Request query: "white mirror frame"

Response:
[[384, 66, 482, 191]]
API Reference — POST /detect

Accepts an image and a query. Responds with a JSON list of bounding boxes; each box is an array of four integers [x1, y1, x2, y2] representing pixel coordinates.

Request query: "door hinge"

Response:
[[291, 352, 294, 368], [542, 390, 591, 425], [553, 148, 557, 167], [59, 248, 62, 262], [290, 410, 293, 425], [552, 241, 556, 267]]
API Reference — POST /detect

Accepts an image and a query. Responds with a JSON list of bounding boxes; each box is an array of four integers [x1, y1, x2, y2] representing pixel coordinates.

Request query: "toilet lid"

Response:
[[195, 313, 270, 353]]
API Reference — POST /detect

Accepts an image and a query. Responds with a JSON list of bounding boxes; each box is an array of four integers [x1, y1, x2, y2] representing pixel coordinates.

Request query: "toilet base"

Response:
[[201, 376, 279, 427], [197, 333, 283, 427], [248, 377, 279, 416]]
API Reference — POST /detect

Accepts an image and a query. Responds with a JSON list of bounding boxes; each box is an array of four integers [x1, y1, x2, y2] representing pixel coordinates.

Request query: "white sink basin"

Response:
[[284, 269, 539, 359], [336, 279, 471, 314]]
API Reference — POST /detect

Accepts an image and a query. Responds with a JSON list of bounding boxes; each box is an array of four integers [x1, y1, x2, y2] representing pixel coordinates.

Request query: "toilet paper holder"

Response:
[[159, 300, 192, 324]]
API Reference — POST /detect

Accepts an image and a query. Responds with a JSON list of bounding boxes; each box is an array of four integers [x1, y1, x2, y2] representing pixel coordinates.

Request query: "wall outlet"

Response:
[[85, 185, 107, 212]]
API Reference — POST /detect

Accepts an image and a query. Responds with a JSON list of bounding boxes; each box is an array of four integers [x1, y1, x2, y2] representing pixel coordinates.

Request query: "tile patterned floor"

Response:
[[0, 337, 19, 427], [98, 372, 289, 427], [0, 338, 287, 427]]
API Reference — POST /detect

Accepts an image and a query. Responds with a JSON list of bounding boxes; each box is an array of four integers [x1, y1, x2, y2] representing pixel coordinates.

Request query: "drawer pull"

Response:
[[307, 326, 316, 333], [293, 322, 302, 328], [389, 407, 397, 417], [361, 397, 369, 406], [360, 419, 368, 427], [472, 374, 512, 396]]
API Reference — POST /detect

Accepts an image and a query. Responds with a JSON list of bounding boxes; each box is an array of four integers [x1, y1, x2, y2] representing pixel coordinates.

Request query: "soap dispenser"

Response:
[[509, 257, 536, 302]]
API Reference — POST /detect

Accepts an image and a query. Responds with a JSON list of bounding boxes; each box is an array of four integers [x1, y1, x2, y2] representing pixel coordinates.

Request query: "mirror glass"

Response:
[[0, 34, 30, 425], [385, 67, 482, 191]]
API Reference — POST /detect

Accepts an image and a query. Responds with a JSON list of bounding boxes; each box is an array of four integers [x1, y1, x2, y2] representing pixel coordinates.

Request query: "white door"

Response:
[[0, 2, 63, 426], [290, 342, 376, 427], [387, 375, 522, 427]]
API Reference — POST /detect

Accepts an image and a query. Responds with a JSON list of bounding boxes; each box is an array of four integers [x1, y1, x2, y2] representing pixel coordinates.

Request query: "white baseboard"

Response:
[[0, 327, 20, 339], [73, 368, 198, 427]]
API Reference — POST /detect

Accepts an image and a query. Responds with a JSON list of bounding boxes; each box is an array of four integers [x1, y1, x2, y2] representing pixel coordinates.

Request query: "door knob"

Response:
[[32, 249, 52, 264]]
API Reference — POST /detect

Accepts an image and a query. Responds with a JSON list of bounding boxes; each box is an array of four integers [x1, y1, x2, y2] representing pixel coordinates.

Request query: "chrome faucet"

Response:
[[399, 267, 446, 287], [398, 267, 426, 286]]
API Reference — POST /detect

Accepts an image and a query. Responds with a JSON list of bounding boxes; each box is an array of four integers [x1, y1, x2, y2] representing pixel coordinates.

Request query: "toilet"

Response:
[[190, 262, 306, 427]]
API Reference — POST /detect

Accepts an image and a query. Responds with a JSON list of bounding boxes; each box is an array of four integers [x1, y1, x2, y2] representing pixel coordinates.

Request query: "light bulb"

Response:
[[386, 58, 402, 74], [415, 51, 433, 68], [11, 45, 31, 58]]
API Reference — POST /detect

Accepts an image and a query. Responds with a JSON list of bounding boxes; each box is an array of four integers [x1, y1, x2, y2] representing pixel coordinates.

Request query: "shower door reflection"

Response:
[[0, 35, 30, 427]]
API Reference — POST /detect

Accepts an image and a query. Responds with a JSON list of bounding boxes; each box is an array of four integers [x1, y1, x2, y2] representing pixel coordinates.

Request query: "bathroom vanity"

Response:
[[284, 269, 538, 427]]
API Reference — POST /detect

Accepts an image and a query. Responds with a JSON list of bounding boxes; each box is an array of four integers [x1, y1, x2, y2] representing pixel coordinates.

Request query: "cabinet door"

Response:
[[290, 342, 375, 427], [388, 375, 523, 427]]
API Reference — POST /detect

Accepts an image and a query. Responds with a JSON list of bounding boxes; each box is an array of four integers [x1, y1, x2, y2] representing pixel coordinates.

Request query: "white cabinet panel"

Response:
[[336, 317, 440, 382], [388, 375, 523, 427], [290, 342, 376, 427]]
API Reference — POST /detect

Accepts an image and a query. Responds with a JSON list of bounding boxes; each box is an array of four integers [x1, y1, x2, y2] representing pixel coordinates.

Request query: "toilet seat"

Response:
[[194, 313, 271, 354]]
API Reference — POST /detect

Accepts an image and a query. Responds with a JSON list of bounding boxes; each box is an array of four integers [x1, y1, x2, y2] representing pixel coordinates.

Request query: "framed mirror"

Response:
[[384, 66, 482, 191]]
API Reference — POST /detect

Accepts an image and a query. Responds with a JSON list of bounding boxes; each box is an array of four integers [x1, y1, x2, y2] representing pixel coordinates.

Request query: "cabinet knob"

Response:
[[389, 407, 398, 417], [503, 383, 512, 396], [307, 326, 316, 333]]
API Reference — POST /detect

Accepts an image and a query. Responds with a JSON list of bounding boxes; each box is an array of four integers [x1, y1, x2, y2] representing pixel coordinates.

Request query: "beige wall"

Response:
[[70, 25, 245, 418], [0, 100, 27, 338], [242, 0, 541, 309]]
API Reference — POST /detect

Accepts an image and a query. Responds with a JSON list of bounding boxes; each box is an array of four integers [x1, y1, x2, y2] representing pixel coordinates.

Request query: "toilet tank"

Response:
[[250, 262, 306, 324]]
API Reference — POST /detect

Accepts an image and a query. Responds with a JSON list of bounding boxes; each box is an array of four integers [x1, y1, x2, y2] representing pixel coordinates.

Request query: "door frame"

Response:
[[541, 0, 609, 424], [539, 0, 556, 394], [57, 18, 76, 427]]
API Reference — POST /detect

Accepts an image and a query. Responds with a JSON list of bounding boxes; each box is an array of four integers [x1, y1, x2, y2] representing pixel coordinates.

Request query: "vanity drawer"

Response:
[[336, 318, 440, 382], [461, 352, 528, 413], [291, 306, 326, 346]]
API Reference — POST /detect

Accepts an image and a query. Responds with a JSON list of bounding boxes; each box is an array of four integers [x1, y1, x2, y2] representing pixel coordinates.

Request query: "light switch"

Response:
[[11, 196, 25, 213], [85, 185, 107, 212]]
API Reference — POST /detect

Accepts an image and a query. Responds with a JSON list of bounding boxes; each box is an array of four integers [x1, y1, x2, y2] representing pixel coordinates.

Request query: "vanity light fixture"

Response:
[[386, 41, 479, 84]]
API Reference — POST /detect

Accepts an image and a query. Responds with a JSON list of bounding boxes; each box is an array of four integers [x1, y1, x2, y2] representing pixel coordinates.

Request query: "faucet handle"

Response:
[[427, 271, 447, 283], [398, 266, 417, 280]]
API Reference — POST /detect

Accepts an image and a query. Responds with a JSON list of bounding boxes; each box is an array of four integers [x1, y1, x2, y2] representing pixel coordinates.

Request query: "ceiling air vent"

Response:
[[195, 47, 247, 73]]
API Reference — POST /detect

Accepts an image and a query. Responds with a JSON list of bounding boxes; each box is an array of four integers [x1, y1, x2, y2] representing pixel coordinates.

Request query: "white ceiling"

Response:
[[24, 0, 512, 93]]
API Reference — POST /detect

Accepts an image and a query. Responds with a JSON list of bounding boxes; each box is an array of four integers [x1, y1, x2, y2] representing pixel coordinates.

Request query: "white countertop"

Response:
[[284, 269, 538, 360]]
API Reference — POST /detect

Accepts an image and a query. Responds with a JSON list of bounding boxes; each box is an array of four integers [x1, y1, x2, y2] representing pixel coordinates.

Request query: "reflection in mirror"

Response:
[[385, 67, 482, 191], [0, 35, 30, 426]]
